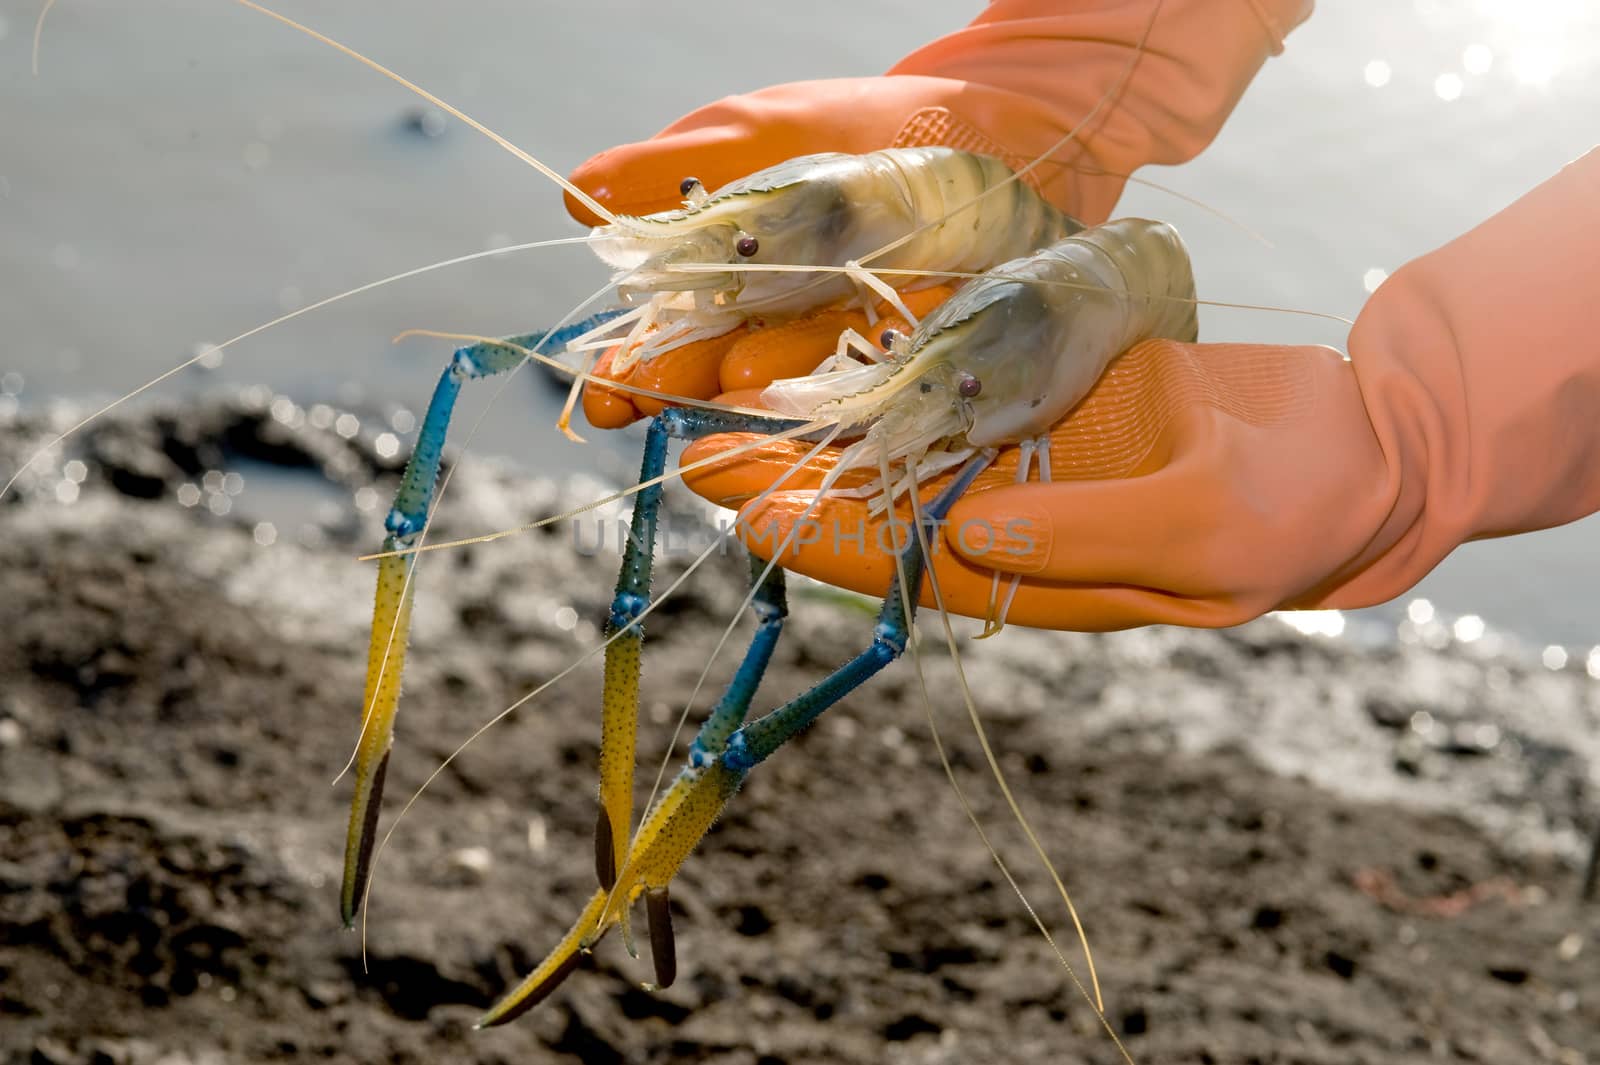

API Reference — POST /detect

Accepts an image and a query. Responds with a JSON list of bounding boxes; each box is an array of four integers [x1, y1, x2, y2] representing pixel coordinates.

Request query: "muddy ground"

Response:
[[2, 396, 1598, 1065]]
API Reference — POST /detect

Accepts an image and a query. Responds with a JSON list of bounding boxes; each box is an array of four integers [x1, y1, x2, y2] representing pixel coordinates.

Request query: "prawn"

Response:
[[580, 146, 1085, 374], [475, 217, 1199, 1027]]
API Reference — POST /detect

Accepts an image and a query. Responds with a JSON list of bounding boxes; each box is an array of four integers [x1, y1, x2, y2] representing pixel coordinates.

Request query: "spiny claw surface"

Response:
[[341, 552, 415, 926], [599, 761, 745, 931], [481, 760, 745, 1021], [597, 620, 642, 889], [477, 888, 609, 1028]]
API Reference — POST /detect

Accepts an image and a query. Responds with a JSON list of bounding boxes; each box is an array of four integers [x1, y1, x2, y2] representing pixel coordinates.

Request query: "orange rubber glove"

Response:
[[574, 0, 1314, 429], [680, 150, 1600, 630]]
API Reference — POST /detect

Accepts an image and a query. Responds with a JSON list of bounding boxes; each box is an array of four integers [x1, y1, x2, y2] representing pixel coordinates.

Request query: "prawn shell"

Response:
[[759, 219, 1199, 471], [587, 148, 1084, 363]]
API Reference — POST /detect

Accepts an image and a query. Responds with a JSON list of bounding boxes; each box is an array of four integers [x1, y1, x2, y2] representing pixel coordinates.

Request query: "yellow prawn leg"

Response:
[[594, 553, 790, 939], [478, 763, 746, 1027], [476, 888, 611, 1028], [597, 627, 641, 889], [340, 327, 624, 925], [598, 762, 746, 929], [590, 415, 684, 952], [341, 552, 415, 925]]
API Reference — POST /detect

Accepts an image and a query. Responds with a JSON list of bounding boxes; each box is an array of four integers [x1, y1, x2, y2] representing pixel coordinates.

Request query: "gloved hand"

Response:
[[679, 150, 1600, 630], [575, 0, 1314, 429]]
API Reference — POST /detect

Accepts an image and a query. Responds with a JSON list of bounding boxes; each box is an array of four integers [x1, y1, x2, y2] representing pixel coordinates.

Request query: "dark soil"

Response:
[[2, 397, 1597, 1065]]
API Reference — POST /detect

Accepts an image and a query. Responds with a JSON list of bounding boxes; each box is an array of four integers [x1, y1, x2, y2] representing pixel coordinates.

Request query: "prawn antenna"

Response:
[[903, 476, 1133, 1063], [32, 0, 61, 75], [676, 262, 1356, 328], [229, 0, 633, 231], [0, 236, 594, 505]]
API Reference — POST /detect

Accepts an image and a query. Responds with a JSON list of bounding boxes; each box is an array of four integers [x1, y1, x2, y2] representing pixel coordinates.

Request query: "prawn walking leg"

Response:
[[595, 407, 801, 896], [979, 432, 1052, 639], [690, 553, 789, 771], [480, 551, 789, 1026], [481, 448, 996, 1025], [342, 310, 629, 925], [652, 556, 790, 988]]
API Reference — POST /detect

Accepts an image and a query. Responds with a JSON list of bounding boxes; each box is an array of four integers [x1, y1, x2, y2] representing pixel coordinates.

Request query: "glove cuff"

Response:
[[888, 0, 1314, 209], [1325, 148, 1600, 607]]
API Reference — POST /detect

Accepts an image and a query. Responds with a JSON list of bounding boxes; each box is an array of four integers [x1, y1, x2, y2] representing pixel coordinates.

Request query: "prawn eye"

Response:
[[879, 328, 900, 350], [735, 235, 760, 257], [678, 176, 702, 197], [957, 374, 982, 399]]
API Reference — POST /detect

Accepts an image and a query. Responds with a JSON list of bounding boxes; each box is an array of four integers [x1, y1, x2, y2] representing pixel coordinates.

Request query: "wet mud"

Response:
[[2, 397, 1598, 1065]]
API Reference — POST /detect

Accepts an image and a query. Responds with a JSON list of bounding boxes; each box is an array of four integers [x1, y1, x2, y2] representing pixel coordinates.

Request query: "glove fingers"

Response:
[[581, 347, 641, 430], [581, 329, 747, 429], [567, 138, 739, 224], [629, 331, 746, 417], [943, 469, 1223, 594], [732, 490, 1259, 632], [993, 583, 1264, 632], [719, 286, 958, 393], [734, 490, 983, 604], [564, 93, 851, 225], [712, 388, 769, 412], [680, 435, 870, 508], [719, 310, 871, 394]]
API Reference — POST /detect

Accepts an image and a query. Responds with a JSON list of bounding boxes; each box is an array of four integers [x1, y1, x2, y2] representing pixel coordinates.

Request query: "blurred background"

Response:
[[4, 0, 1600, 646]]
